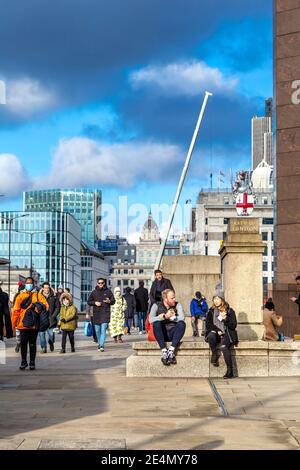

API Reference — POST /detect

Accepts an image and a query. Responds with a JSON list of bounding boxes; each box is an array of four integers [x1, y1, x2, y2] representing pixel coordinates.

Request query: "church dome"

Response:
[[251, 160, 273, 190], [140, 212, 160, 242]]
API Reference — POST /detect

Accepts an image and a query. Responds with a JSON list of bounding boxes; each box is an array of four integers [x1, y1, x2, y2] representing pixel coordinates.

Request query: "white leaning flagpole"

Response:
[[154, 91, 213, 273]]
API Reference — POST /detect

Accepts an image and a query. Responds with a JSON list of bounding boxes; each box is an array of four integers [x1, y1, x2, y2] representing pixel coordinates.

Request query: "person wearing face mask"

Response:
[[109, 287, 127, 343], [205, 289, 238, 379], [12, 277, 48, 370], [58, 293, 78, 353]]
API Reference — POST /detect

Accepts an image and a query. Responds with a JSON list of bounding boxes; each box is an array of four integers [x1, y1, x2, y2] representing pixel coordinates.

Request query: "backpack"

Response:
[[37, 302, 50, 332]]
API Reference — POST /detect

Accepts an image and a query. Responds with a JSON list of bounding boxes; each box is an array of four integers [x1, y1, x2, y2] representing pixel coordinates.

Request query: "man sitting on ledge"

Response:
[[149, 289, 186, 366]]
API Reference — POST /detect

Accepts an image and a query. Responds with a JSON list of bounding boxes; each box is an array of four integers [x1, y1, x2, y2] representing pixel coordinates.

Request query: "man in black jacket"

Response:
[[150, 270, 174, 306], [87, 278, 115, 352], [134, 281, 149, 334], [39, 282, 60, 353], [0, 284, 13, 340], [124, 287, 136, 335]]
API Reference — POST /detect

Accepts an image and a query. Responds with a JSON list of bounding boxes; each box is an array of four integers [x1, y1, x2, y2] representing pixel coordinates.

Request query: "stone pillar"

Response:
[[219, 218, 265, 341]]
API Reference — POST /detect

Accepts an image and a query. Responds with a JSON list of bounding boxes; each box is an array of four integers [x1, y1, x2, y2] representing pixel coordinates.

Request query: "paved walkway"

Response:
[[1, 329, 300, 450]]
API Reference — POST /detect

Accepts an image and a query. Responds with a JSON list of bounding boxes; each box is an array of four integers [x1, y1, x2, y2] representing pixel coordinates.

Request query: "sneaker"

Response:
[[19, 362, 28, 370], [223, 371, 234, 379], [49, 341, 54, 352], [29, 363, 36, 371], [167, 349, 177, 365], [161, 350, 169, 366], [15, 344, 20, 353], [41, 348, 47, 354], [100, 347, 104, 352], [59, 349, 66, 354], [71, 348, 75, 353], [139, 331, 143, 335]]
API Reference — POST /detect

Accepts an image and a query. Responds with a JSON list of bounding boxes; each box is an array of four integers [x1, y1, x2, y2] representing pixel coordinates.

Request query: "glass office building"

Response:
[[0, 211, 81, 308], [24, 188, 102, 246]]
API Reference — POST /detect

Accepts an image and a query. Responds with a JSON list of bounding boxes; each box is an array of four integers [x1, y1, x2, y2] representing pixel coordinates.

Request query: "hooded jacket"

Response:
[[87, 285, 115, 324], [58, 293, 77, 331], [12, 290, 49, 330], [190, 297, 208, 317], [206, 304, 238, 347]]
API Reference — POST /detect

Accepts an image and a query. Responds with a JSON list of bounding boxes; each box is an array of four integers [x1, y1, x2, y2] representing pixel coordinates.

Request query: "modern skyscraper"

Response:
[[265, 97, 273, 121], [251, 116, 272, 170], [23, 188, 102, 246], [0, 211, 81, 306]]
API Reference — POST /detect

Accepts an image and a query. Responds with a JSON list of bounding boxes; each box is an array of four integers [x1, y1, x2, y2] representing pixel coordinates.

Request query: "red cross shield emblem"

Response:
[[236, 192, 254, 216]]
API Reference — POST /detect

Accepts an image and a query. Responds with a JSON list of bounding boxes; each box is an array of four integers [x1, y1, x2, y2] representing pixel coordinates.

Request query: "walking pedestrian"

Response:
[[38, 282, 60, 353], [123, 287, 136, 335], [12, 282, 24, 353], [0, 282, 13, 340], [110, 287, 127, 343], [58, 293, 77, 353], [11, 277, 49, 370], [87, 278, 115, 352], [134, 281, 149, 334]]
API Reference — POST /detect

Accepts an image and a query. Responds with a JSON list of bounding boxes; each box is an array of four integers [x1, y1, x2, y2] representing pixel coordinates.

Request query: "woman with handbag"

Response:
[[205, 289, 238, 379], [12, 277, 48, 371]]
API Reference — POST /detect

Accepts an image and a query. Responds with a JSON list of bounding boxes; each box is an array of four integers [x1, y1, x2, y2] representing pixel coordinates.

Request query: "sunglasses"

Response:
[[98, 282, 105, 285]]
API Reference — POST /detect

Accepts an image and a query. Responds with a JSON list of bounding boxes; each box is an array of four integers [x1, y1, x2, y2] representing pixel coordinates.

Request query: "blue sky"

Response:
[[0, 0, 273, 237]]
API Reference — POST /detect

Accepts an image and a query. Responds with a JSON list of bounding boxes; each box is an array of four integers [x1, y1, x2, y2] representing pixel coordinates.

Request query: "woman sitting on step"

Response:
[[205, 289, 238, 379]]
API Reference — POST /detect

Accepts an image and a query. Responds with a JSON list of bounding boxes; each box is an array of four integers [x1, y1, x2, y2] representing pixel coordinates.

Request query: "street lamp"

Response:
[[1, 214, 29, 299]]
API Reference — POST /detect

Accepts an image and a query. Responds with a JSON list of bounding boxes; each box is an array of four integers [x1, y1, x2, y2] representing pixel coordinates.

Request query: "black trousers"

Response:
[[20, 329, 39, 365], [62, 330, 75, 350], [0, 312, 13, 339], [207, 331, 233, 370], [90, 316, 98, 342], [153, 321, 186, 349]]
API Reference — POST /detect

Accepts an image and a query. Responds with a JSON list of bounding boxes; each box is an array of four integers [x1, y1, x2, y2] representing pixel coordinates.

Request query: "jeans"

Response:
[[39, 328, 55, 349], [94, 323, 108, 347], [137, 311, 147, 332], [124, 318, 133, 333], [90, 316, 98, 342], [153, 321, 186, 349], [133, 313, 138, 328], [20, 329, 39, 365], [206, 331, 233, 371], [61, 330, 75, 350]]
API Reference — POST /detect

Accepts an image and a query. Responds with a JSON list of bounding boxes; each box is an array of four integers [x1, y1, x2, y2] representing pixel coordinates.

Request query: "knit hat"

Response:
[[213, 289, 225, 300]]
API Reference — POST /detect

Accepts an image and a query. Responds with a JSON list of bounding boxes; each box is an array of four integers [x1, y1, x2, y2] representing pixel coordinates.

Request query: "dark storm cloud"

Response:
[[0, 0, 271, 107]]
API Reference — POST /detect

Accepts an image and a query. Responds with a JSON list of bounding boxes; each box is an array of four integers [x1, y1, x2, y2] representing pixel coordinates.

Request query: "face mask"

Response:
[[25, 284, 33, 292]]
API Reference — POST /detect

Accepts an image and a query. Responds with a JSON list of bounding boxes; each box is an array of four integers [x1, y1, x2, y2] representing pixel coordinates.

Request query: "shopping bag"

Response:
[[84, 321, 93, 337]]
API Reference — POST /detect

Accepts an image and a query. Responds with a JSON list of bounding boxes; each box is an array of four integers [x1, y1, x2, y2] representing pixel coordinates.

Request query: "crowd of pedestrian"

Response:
[[2, 270, 300, 378]]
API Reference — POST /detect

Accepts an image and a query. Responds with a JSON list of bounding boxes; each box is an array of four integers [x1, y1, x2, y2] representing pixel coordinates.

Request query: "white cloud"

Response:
[[130, 60, 239, 96], [5, 78, 57, 116], [35, 137, 183, 189], [0, 154, 30, 197]]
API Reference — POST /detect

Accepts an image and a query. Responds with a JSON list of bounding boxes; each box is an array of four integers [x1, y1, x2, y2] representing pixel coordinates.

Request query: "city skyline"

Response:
[[0, 0, 273, 224]]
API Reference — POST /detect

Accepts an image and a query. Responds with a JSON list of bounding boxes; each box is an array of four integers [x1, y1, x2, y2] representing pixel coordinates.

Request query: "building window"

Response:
[[130, 280, 134, 286], [139, 269, 144, 274], [224, 197, 229, 205], [124, 269, 128, 274], [262, 197, 268, 205], [205, 218, 208, 225], [263, 246, 268, 256], [262, 218, 273, 225], [224, 218, 229, 225], [263, 277, 268, 285], [124, 249, 128, 255], [123, 280, 128, 286], [131, 249, 135, 255], [117, 280, 121, 286], [271, 232, 274, 241], [205, 246, 208, 256], [262, 232, 268, 241], [263, 261, 268, 272]]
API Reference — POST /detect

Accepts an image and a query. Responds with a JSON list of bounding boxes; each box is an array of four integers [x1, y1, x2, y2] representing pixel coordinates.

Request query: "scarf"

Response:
[[213, 308, 225, 333]]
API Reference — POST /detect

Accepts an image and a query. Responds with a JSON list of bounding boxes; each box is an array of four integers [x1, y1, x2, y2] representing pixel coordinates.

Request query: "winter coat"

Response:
[[206, 305, 238, 347], [12, 291, 49, 330], [87, 286, 115, 324], [110, 296, 127, 337], [134, 286, 149, 312], [190, 297, 208, 317], [149, 277, 174, 306], [123, 292, 136, 319], [263, 308, 283, 341], [0, 289, 10, 317], [295, 295, 300, 315], [39, 288, 60, 328]]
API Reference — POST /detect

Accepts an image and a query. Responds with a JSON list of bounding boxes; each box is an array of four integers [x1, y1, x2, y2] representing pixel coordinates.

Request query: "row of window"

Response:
[[223, 197, 272, 206]]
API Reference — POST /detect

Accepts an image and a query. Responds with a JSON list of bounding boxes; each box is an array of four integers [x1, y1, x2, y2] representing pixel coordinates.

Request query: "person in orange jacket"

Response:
[[12, 277, 48, 370]]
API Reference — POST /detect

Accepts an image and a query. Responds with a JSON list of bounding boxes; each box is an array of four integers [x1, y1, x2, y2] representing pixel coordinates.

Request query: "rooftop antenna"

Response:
[[154, 91, 213, 272]]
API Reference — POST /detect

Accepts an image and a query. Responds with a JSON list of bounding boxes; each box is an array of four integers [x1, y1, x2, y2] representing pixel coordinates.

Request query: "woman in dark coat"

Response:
[[123, 287, 136, 335], [205, 289, 238, 379]]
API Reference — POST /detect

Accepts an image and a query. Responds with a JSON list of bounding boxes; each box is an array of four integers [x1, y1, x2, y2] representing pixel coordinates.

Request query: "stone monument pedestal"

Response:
[[219, 218, 265, 341]]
